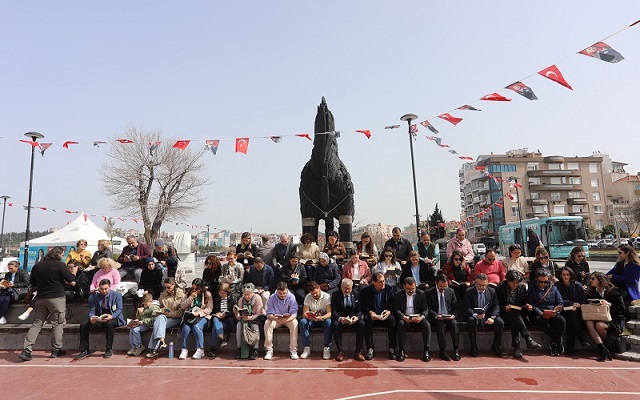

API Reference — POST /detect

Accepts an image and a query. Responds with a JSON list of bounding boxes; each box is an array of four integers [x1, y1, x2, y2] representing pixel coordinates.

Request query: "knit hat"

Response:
[[154, 239, 164, 247], [319, 252, 330, 263], [145, 257, 155, 265]]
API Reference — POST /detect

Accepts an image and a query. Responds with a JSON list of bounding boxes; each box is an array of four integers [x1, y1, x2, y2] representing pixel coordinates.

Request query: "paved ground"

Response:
[[3, 349, 640, 399]]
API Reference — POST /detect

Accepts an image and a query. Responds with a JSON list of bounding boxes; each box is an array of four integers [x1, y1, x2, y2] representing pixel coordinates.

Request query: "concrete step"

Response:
[[615, 350, 640, 362], [629, 305, 640, 317], [627, 320, 640, 335], [623, 334, 640, 346]]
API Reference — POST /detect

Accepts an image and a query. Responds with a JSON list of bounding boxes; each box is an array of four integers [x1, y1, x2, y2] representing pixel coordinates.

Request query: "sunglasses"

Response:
[[453, 257, 462, 261], [540, 256, 549, 259], [512, 244, 521, 249], [384, 254, 393, 258], [537, 280, 549, 284]]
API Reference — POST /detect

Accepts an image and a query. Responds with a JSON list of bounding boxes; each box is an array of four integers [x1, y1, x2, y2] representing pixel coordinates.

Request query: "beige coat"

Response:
[[181, 290, 214, 319], [158, 287, 186, 319]]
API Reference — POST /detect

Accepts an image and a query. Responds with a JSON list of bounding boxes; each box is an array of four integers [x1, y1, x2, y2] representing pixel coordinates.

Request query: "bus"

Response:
[[498, 216, 589, 260]]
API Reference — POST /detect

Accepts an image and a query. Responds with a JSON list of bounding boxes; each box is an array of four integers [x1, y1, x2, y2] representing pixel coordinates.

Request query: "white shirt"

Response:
[[406, 293, 415, 315], [304, 291, 331, 314]]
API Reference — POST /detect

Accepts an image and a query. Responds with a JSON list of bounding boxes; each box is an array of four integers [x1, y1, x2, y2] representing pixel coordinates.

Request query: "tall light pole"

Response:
[[509, 176, 526, 255], [0, 195, 10, 257], [400, 113, 421, 242], [23, 132, 44, 270], [206, 224, 210, 248]]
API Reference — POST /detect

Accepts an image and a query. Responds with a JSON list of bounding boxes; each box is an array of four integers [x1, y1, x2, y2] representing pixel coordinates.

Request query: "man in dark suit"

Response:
[[384, 227, 413, 265], [426, 274, 460, 361], [331, 278, 365, 361], [464, 273, 505, 357], [399, 251, 437, 291], [273, 234, 293, 269], [359, 272, 397, 360], [394, 277, 431, 362], [74, 279, 126, 360]]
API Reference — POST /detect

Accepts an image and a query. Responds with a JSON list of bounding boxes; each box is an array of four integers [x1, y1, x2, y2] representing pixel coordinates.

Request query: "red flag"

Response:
[[506, 192, 514, 201], [62, 141, 79, 149], [19, 140, 40, 147], [438, 143, 451, 148], [457, 105, 481, 111], [438, 113, 463, 125], [83, 213, 88, 222], [579, 42, 624, 63], [296, 133, 312, 141], [117, 138, 134, 144], [356, 129, 371, 139], [102, 216, 107, 222], [64, 210, 74, 214], [132, 218, 138, 223], [459, 156, 474, 160], [235, 138, 249, 154], [410, 124, 418, 134], [505, 81, 538, 100], [481, 92, 511, 102], [495, 203, 504, 208], [38, 207, 47, 211], [475, 166, 486, 170], [173, 140, 190, 150], [538, 65, 573, 90], [513, 182, 523, 188], [39, 143, 52, 157]]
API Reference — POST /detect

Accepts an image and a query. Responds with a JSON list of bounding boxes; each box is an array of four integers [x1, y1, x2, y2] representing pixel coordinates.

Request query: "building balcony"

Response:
[[544, 156, 565, 163], [529, 184, 576, 191], [478, 185, 491, 194], [527, 169, 579, 177], [526, 212, 549, 218], [526, 199, 548, 206], [567, 198, 588, 205], [569, 212, 590, 218]]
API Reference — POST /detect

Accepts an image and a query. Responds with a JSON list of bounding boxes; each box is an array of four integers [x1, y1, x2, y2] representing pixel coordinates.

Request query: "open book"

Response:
[[91, 314, 110, 320], [508, 305, 522, 311], [234, 305, 250, 316], [473, 307, 485, 314], [563, 305, 576, 311], [542, 309, 557, 317]]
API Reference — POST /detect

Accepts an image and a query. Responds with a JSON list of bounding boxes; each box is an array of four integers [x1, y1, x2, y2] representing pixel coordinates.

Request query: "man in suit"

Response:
[[394, 277, 431, 362], [74, 279, 126, 360], [331, 278, 365, 361], [464, 273, 505, 357], [273, 234, 293, 269], [360, 272, 397, 360], [426, 274, 461, 361], [399, 251, 437, 291]]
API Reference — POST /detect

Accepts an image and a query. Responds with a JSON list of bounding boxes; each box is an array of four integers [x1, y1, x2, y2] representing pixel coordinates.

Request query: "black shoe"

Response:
[[557, 343, 565, 355], [19, 350, 32, 362], [50, 349, 66, 358], [74, 349, 91, 360], [514, 348, 523, 359], [365, 348, 374, 361], [422, 351, 431, 362], [470, 346, 478, 357], [207, 347, 218, 358], [104, 349, 113, 358], [596, 345, 611, 362], [249, 348, 258, 360], [440, 351, 451, 361], [452, 350, 461, 361], [550, 344, 560, 356], [526, 338, 542, 350], [397, 349, 405, 362], [388, 348, 396, 360], [491, 344, 503, 357]]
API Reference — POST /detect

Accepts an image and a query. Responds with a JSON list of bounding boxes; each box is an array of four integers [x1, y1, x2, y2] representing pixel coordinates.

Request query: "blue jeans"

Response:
[[299, 318, 332, 347], [181, 318, 209, 350], [211, 316, 233, 346], [149, 315, 182, 349], [129, 324, 150, 348]]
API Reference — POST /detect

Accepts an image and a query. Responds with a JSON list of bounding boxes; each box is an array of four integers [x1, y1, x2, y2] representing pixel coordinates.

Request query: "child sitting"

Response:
[[127, 293, 161, 356]]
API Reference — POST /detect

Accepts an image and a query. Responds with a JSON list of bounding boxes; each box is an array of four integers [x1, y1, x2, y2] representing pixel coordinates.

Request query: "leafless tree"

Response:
[[629, 200, 640, 235], [102, 127, 209, 245]]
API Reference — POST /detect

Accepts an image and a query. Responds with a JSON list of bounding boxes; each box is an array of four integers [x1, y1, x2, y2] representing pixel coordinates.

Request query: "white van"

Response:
[[472, 243, 487, 255]]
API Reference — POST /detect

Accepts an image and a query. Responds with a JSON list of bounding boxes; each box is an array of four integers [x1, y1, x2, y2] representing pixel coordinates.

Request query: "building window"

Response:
[[530, 192, 540, 199], [550, 177, 564, 185], [488, 164, 516, 173], [571, 205, 586, 213], [568, 191, 584, 199], [553, 205, 565, 215], [493, 207, 504, 217], [567, 163, 580, 170], [511, 206, 519, 217], [527, 163, 539, 171], [529, 177, 541, 185], [533, 205, 548, 214], [548, 163, 564, 170], [595, 220, 604, 229], [589, 163, 598, 173], [568, 177, 581, 184], [591, 178, 599, 187], [592, 192, 601, 201], [551, 192, 562, 201], [593, 205, 603, 214]]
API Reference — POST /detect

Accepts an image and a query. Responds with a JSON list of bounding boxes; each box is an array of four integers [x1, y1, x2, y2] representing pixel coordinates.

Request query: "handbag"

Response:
[[581, 303, 612, 322], [183, 311, 202, 325], [11, 287, 30, 302], [242, 322, 260, 347]]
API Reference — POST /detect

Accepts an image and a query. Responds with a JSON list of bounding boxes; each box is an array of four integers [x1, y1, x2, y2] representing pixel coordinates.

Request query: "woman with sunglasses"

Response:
[[66, 239, 93, 271], [529, 269, 566, 356], [144, 277, 185, 358], [584, 272, 626, 361], [529, 248, 559, 283], [372, 247, 401, 288], [606, 244, 640, 301], [565, 246, 590, 286], [557, 266, 589, 355], [89, 239, 113, 267], [503, 244, 530, 279], [442, 250, 473, 316], [202, 254, 222, 293]]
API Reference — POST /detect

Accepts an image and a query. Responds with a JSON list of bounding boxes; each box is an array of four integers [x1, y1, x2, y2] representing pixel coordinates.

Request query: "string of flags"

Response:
[[2, 20, 637, 166], [3, 201, 212, 231]]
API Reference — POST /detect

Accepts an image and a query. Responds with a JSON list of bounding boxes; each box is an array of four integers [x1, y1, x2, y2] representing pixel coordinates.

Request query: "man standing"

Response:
[[394, 277, 432, 362], [263, 281, 299, 360], [19, 247, 75, 361], [74, 279, 126, 360], [360, 272, 397, 360], [426, 274, 461, 361], [332, 279, 365, 361], [415, 232, 440, 268], [117, 235, 151, 283], [446, 228, 474, 265], [244, 257, 275, 306], [384, 227, 413, 265], [465, 273, 505, 357]]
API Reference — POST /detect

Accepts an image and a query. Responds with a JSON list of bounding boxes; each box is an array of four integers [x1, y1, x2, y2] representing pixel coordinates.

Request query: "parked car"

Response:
[[587, 240, 599, 248], [472, 243, 487, 255], [619, 238, 629, 245], [627, 237, 640, 248], [597, 239, 614, 248]]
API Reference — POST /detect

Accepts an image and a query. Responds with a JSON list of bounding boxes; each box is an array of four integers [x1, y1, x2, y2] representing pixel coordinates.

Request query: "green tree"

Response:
[[428, 203, 445, 239]]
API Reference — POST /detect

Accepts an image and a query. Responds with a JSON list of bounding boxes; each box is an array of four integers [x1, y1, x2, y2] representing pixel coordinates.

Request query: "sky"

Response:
[[1, 1, 639, 238]]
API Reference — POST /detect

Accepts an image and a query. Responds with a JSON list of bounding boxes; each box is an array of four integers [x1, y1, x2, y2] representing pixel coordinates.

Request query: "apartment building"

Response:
[[459, 149, 626, 242]]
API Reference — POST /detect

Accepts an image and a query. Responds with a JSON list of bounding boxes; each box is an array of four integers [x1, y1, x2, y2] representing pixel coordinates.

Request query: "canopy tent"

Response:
[[19, 213, 126, 271]]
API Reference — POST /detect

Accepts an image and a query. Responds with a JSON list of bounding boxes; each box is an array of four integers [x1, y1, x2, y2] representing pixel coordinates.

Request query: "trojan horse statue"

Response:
[[299, 97, 355, 253]]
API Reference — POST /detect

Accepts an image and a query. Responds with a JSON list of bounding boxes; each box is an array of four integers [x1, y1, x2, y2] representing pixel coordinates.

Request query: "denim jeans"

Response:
[[149, 315, 181, 349], [299, 318, 332, 347], [211, 316, 234, 346], [129, 324, 150, 348], [181, 318, 209, 349]]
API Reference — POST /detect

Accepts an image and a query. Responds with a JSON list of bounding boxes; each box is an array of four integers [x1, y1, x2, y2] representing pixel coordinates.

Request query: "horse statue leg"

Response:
[[302, 217, 319, 243], [338, 215, 353, 257]]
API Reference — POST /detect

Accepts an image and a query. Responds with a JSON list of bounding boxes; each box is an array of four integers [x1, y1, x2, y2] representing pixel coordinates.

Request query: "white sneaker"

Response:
[[300, 346, 311, 359], [323, 346, 331, 360], [132, 345, 146, 356], [0, 317, 6, 324], [192, 348, 205, 359], [264, 349, 273, 360], [127, 348, 136, 356], [220, 341, 228, 348], [18, 311, 31, 321], [290, 350, 299, 360], [178, 349, 188, 359]]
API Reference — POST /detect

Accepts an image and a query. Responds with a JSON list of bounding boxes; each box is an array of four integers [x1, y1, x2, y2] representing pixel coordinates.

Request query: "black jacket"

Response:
[[139, 267, 164, 299], [557, 281, 587, 306], [399, 262, 437, 288], [464, 286, 500, 320], [331, 290, 361, 321], [585, 288, 626, 334], [384, 237, 413, 263], [29, 259, 75, 299], [394, 288, 429, 320], [426, 286, 457, 319], [2, 269, 30, 289], [359, 284, 395, 315]]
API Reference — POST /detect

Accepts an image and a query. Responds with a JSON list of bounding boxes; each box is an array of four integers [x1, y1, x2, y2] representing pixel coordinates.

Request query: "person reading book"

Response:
[[426, 274, 460, 361], [299, 281, 332, 359], [529, 269, 566, 356], [331, 279, 365, 361], [208, 282, 236, 357], [394, 277, 432, 362], [263, 281, 299, 360], [372, 248, 402, 288], [127, 293, 161, 356], [464, 273, 504, 358], [360, 272, 397, 361]]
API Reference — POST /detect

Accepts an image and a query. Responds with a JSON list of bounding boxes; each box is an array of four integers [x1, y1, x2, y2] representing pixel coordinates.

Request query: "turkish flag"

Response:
[[296, 133, 312, 141], [459, 156, 474, 160], [19, 140, 40, 147], [538, 65, 573, 90], [481, 92, 511, 102], [117, 138, 134, 144], [62, 141, 79, 149], [475, 166, 486, 170], [235, 138, 249, 154], [438, 113, 463, 125], [356, 129, 371, 139], [173, 140, 190, 150]]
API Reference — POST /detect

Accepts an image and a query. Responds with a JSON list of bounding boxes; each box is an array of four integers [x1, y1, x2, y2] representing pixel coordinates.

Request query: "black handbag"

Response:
[[11, 287, 30, 302], [183, 311, 201, 325]]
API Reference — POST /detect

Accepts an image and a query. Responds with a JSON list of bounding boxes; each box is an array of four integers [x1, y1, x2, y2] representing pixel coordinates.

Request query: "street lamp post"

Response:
[[23, 132, 44, 270], [400, 113, 421, 242], [509, 176, 526, 256], [0, 195, 10, 257]]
